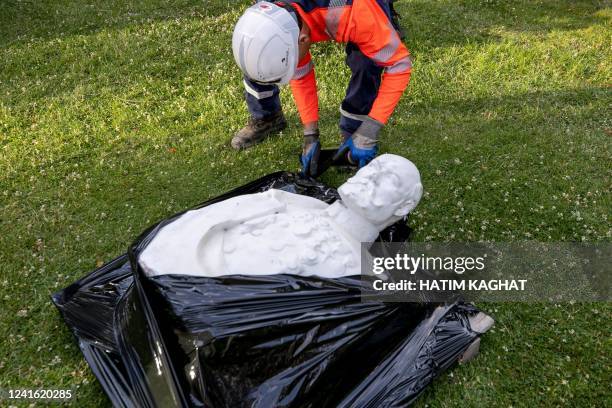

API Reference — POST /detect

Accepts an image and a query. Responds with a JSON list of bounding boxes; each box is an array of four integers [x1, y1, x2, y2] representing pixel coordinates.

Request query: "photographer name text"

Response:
[[372, 279, 528, 292]]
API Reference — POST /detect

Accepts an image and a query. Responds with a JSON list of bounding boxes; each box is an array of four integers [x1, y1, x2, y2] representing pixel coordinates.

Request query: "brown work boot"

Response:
[[231, 111, 287, 150]]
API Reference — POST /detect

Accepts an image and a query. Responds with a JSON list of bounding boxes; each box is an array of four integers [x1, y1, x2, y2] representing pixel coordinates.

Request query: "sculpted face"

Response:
[[337, 154, 423, 228]]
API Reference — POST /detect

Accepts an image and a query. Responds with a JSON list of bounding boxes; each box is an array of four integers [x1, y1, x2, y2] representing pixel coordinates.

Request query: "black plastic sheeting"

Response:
[[53, 172, 486, 407]]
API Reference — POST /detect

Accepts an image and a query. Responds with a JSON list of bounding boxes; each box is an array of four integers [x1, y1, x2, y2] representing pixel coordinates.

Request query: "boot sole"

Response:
[[231, 121, 287, 150]]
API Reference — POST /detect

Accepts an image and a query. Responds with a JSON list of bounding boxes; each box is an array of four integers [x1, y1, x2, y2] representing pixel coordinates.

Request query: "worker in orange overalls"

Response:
[[232, 0, 412, 176]]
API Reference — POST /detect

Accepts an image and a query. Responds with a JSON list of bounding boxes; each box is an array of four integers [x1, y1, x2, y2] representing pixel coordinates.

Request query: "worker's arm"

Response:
[[334, 0, 412, 168], [354, 2, 412, 125], [289, 52, 319, 127], [370, 57, 411, 124], [290, 52, 321, 176]]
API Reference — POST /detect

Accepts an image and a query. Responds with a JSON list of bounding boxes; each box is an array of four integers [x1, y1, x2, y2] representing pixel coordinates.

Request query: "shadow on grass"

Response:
[[0, 0, 242, 47], [2, 0, 607, 106], [396, 0, 608, 50], [3, 0, 607, 49]]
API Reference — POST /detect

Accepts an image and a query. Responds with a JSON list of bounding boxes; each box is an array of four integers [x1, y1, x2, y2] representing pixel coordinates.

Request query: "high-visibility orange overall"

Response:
[[243, 0, 411, 138]]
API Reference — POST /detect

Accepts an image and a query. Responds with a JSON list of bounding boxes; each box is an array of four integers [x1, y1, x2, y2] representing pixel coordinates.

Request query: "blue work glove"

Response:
[[335, 137, 378, 168], [300, 130, 321, 177], [334, 117, 383, 168]]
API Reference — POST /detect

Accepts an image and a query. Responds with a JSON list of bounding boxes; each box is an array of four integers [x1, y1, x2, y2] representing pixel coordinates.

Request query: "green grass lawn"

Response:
[[1, 0, 610, 406]]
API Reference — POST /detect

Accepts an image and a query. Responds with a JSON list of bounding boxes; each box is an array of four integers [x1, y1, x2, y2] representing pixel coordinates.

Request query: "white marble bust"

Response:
[[139, 154, 423, 279]]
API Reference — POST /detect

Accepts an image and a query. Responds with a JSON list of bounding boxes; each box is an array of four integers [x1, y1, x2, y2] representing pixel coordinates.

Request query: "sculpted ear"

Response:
[[393, 183, 423, 217]]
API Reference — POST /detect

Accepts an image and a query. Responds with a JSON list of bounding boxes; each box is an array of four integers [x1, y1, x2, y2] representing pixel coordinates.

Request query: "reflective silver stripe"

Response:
[[372, 22, 400, 64], [340, 107, 369, 122], [385, 56, 412, 74], [354, 117, 383, 141], [292, 60, 314, 80], [243, 79, 275, 99], [325, 0, 347, 39]]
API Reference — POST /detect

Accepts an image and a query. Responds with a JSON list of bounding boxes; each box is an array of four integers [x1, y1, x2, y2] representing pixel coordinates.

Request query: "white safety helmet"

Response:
[[232, 1, 300, 85]]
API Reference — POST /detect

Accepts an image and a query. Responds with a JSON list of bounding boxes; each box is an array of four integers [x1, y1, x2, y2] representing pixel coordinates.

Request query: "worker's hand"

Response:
[[300, 130, 321, 177], [334, 117, 383, 168], [335, 137, 378, 168]]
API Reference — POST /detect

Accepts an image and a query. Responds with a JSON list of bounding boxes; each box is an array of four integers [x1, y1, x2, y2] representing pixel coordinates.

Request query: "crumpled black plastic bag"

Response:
[[53, 172, 485, 407]]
